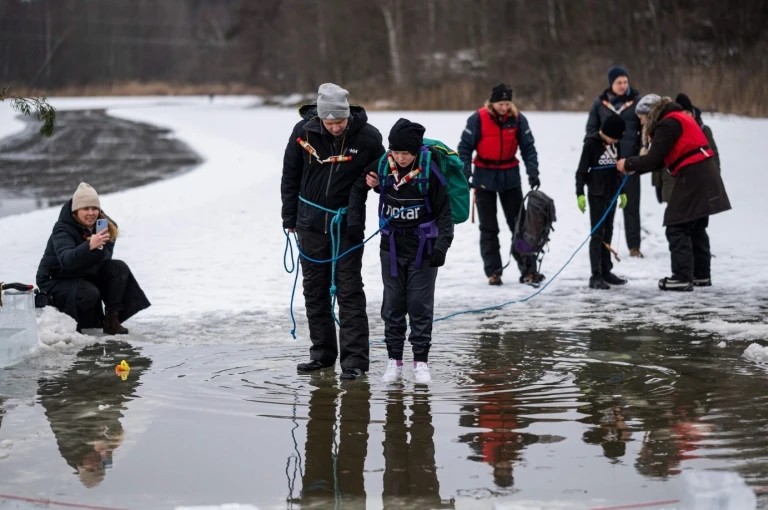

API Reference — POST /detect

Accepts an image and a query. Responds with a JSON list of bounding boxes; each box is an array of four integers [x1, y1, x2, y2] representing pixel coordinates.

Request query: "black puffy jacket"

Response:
[[281, 104, 384, 234]]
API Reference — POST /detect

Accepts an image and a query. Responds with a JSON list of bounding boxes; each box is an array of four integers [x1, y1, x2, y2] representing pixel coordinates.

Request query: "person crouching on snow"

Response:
[[365, 119, 454, 383], [575, 113, 629, 290], [36, 182, 150, 334], [617, 96, 731, 291]]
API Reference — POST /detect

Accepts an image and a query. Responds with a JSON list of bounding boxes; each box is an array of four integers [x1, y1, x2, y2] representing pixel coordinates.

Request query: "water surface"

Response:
[[0, 324, 765, 509]]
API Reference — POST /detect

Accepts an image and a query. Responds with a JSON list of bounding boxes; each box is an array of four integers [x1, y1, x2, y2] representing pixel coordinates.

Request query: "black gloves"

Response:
[[347, 225, 364, 243], [655, 184, 663, 204], [430, 249, 446, 268], [529, 175, 541, 190]]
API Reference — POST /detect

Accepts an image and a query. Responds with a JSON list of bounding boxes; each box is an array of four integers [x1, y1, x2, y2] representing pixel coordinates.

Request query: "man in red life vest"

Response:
[[617, 95, 731, 291], [458, 83, 543, 286]]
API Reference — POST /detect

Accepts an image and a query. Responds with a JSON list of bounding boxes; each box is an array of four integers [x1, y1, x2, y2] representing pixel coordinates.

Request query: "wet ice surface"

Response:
[[1, 98, 767, 509], [0, 322, 767, 510]]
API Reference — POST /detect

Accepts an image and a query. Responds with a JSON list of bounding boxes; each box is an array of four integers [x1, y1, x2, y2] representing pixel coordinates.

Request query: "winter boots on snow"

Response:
[[103, 311, 129, 335]]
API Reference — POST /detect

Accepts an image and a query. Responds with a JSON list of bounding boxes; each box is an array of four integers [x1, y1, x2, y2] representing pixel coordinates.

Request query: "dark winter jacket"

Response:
[[575, 132, 622, 198], [36, 200, 150, 326], [586, 87, 642, 158], [458, 104, 539, 192], [624, 100, 731, 226], [375, 147, 454, 260], [281, 104, 385, 235]]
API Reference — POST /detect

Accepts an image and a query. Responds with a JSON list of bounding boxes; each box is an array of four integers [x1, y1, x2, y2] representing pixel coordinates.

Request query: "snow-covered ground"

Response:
[[1, 96, 766, 362]]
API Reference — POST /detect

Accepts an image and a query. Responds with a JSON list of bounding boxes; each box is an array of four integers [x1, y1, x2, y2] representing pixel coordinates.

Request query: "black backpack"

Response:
[[512, 190, 556, 258]]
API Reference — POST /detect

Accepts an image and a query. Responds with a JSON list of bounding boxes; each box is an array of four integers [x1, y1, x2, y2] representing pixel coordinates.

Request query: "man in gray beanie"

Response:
[[281, 83, 385, 380], [316, 83, 351, 120]]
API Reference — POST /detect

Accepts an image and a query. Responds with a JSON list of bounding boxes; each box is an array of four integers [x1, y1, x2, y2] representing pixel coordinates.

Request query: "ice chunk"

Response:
[[0, 290, 39, 368], [680, 470, 757, 509]]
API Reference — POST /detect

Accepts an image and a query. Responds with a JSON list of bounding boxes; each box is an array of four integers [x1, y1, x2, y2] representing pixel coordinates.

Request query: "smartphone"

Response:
[[96, 218, 108, 233]]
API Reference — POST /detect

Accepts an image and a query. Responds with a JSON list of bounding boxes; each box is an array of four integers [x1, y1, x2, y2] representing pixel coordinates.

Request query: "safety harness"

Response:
[[378, 146, 445, 277]]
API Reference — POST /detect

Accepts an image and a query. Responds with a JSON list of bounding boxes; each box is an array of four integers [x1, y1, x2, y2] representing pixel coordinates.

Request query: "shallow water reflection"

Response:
[[0, 328, 766, 509], [36, 341, 152, 488]]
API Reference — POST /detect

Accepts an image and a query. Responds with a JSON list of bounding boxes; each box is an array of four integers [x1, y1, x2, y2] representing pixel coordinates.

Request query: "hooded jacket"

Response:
[[575, 132, 622, 198], [586, 86, 642, 158], [624, 99, 731, 226], [36, 200, 150, 327], [281, 104, 384, 235]]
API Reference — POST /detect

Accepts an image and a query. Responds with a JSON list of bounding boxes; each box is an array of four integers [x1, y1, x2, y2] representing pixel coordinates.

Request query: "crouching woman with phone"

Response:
[[36, 182, 150, 334]]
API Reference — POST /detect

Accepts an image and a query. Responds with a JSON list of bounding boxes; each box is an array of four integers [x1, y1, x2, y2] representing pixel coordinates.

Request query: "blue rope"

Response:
[[283, 200, 420, 338], [283, 232, 302, 339], [435, 174, 629, 322], [298, 195, 348, 326]]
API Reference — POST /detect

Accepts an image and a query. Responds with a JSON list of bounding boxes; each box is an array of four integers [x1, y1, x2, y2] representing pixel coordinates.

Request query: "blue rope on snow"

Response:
[[435, 174, 629, 322]]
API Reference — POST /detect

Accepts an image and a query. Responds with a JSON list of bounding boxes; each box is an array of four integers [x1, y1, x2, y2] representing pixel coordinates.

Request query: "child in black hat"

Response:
[[365, 118, 454, 384], [575, 113, 629, 290]]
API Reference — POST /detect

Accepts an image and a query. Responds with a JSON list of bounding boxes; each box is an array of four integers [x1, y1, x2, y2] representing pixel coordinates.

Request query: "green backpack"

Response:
[[377, 138, 470, 224], [421, 138, 470, 224]]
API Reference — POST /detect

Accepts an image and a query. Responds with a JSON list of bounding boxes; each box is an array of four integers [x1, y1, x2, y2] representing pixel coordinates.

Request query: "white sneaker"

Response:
[[381, 359, 403, 383], [413, 362, 431, 383]]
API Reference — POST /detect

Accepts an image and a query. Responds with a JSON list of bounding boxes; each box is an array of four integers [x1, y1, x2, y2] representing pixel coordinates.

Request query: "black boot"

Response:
[[602, 272, 627, 285], [589, 274, 610, 290], [103, 311, 129, 335]]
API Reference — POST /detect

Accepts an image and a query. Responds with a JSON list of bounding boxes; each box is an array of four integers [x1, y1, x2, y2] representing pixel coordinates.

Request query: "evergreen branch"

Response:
[[0, 87, 57, 137]]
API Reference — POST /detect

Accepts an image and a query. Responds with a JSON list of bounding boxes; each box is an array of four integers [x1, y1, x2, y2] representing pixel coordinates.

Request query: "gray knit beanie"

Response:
[[635, 94, 661, 115], [316, 83, 350, 120], [71, 182, 101, 211]]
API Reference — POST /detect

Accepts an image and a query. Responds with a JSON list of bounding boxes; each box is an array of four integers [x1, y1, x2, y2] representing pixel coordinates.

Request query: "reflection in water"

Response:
[[298, 375, 370, 509], [459, 331, 542, 489], [634, 369, 715, 478], [37, 341, 151, 487], [576, 329, 720, 476], [382, 388, 453, 509], [576, 330, 639, 461]]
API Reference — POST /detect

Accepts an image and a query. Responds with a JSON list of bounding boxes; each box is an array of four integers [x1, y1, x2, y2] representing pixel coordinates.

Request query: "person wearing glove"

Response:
[[364, 118, 454, 384], [575, 113, 629, 290], [457, 83, 542, 287], [585, 65, 644, 258]]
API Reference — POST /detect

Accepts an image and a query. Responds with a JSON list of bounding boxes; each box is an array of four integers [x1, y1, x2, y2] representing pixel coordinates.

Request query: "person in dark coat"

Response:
[[617, 97, 731, 291], [458, 83, 542, 287], [36, 183, 150, 334], [586, 66, 644, 257], [365, 119, 454, 384], [652, 93, 721, 203], [575, 113, 629, 290], [281, 83, 385, 380]]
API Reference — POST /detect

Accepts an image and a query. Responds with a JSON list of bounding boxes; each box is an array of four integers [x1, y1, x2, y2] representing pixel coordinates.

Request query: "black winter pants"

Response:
[[475, 187, 536, 278], [380, 250, 438, 363], [298, 229, 369, 371], [622, 174, 642, 250], [50, 259, 131, 328], [588, 195, 617, 276], [665, 216, 710, 281]]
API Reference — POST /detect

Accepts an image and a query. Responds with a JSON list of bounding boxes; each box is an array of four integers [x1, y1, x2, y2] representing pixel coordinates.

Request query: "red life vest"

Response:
[[473, 107, 519, 170], [662, 110, 714, 176]]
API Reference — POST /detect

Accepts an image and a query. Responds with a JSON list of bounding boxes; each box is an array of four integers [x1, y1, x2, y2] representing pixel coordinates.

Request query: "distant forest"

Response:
[[2, 0, 766, 115]]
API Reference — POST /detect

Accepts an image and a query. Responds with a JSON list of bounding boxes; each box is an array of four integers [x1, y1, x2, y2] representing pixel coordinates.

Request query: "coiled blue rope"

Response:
[[283, 197, 420, 338]]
